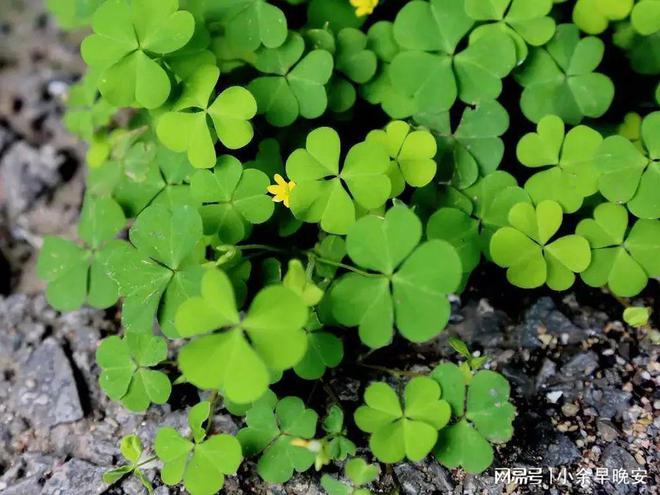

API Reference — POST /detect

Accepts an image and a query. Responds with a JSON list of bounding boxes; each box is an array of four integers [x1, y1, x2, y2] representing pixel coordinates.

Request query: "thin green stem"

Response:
[[205, 390, 219, 435], [135, 456, 157, 468], [310, 255, 382, 278], [358, 363, 425, 378], [236, 244, 289, 254]]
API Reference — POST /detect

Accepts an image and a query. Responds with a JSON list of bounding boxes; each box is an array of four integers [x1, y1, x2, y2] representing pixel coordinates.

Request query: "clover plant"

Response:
[[42, 0, 659, 492]]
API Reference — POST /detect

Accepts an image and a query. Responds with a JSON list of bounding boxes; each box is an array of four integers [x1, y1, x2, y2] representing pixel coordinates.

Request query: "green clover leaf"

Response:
[[623, 307, 651, 328], [466, 0, 556, 63], [354, 377, 451, 463], [213, 0, 288, 51], [516, 23, 614, 124], [490, 200, 592, 290], [191, 155, 274, 243], [330, 205, 462, 348], [325, 27, 378, 113], [431, 363, 516, 474], [612, 21, 660, 75], [390, 0, 516, 115], [631, 0, 660, 35], [286, 127, 391, 235], [415, 100, 509, 189], [321, 457, 380, 495], [573, 0, 634, 35], [517, 115, 603, 213], [100, 204, 204, 335], [365, 121, 437, 197], [175, 269, 308, 403], [427, 207, 481, 275], [248, 32, 334, 127], [81, 0, 195, 108], [96, 333, 171, 411], [38, 195, 125, 311], [155, 402, 243, 495], [577, 203, 660, 296], [596, 111, 660, 219], [103, 435, 154, 492], [283, 259, 325, 307], [293, 312, 343, 380], [63, 70, 116, 140], [157, 65, 257, 168], [237, 396, 318, 483]]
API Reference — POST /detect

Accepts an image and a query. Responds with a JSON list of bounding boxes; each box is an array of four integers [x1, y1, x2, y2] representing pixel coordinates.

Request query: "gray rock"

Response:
[[559, 352, 599, 381], [584, 388, 631, 420], [40, 459, 105, 495], [540, 434, 580, 467], [394, 460, 453, 494], [597, 420, 619, 443], [445, 299, 508, 349], [518, 297, 588, 348], [12, 337, 83, 428], [0, 141, 64, 218], [535, 358, 557, 391], [600, 445, 640, 495], [0, 476, 45, 495]]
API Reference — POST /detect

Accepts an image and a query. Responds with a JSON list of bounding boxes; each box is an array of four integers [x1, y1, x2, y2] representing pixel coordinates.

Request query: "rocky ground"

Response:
[[0, 1, 658, 494]]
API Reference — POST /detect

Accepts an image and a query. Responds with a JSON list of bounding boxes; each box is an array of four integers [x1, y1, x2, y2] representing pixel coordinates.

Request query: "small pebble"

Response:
[[562, 403, 579, 417]]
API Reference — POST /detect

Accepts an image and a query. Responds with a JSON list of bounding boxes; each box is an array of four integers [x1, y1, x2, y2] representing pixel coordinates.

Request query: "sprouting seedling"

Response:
[[623, 307, 651, 328], [331, 204, 462, 348], [157, 65, 258, 168], [321, 457, 380, 495], [595, 111, 660, 220], [515, 23, 614, 125], [96, 333, 171, 412], [80, 0, 195, 108], [314, 405, 357, 469], [431, 363, 516, 474], [174, 268, 308, 404], [237, 396, 319, 483], [448, 337, 488, 374], [389, 0, 517, 115], [37, 195, 125, 311], [285, 126, 391, 234], [576, 203, 660, 297], [354, 377, 451, 463], [248, 31, 334, 127], [366, 120, 438, 196], [155, 401, 243, 495], [103, 434, 154, 493], [490, 200, 592, 290], [465, 0, 556, 63], [516, 115, 603, 213]]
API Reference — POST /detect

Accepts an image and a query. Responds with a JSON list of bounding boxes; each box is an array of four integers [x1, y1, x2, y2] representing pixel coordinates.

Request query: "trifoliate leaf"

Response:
[[415, 100, 509, 189], [37, 195, 125, 311], [96, 334, 171, 411], [155, 406, 243, 495], [215, 0, 288, 51], [466, 0, 556, 63], [596, 111, 660, 220], [366, 121, 437, 196], [517, 115, 602, 213], [516, 24, 614, 124], [191, 155, 274, 243], [286, 127, 391, 234], [237, 396, 318, 483], [331, 205, 462, 347], [490, 200, 591, 290], [577, 203, 660, 296], [81, 0, 195, 108], [176, 269, 308, 403], [354, 377, 450, 463], [248, 32, 334, 127], [100, 204, 204, 335], [157, 65, 257, 168]]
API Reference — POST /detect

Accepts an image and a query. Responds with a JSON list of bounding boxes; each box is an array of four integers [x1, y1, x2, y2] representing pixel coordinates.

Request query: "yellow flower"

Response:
[[267, 174, 296, 208], [350, 0, 378, 17]]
